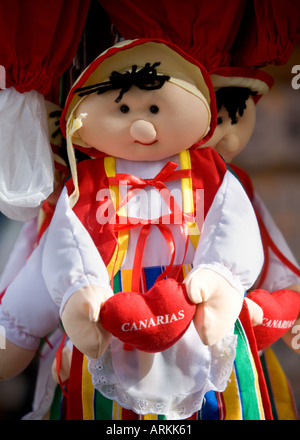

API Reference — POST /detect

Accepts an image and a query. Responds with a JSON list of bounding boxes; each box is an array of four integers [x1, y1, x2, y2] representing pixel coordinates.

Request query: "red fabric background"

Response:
[[0, 0, 90, 96]]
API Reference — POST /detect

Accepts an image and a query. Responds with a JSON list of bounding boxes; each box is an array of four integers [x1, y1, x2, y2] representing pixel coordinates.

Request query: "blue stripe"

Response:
[[200, 391, 220, 420], [143, 266, 164, 290]]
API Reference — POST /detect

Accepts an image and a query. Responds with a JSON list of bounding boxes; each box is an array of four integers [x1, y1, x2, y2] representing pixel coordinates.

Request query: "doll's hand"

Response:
[[52, 344, 72, 384], [184, 268, 243, 345], [61, 285, 113, 359], [244, 297, 263, 327]]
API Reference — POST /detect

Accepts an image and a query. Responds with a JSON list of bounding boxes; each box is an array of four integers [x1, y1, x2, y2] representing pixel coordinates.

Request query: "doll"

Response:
[[199, 68, 300, 419], [0, 39, 264, 419], [0, 102, 70, 418], [204, 67, 300, 352]]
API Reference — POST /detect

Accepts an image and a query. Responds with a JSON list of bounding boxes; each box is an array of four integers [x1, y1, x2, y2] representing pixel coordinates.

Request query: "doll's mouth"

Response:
[[134, 140, 158, 146]]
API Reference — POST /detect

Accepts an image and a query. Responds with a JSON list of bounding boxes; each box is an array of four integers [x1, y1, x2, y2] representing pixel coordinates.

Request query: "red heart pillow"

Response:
[[247, 288, 300, 351], [100, 278, 196, 353]]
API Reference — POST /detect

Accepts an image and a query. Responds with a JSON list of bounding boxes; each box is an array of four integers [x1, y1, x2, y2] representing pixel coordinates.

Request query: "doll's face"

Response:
[[75, 81, 210, 161], [205, 96, 256, 162]]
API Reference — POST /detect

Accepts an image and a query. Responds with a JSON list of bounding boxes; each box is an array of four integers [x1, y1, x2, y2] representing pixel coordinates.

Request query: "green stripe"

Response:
[[94, 390, 114, 420], [113, 271, 121, 293], [158, 414, 167, 420], [234, 320, 262, 420], [49, 385, 63, 420]]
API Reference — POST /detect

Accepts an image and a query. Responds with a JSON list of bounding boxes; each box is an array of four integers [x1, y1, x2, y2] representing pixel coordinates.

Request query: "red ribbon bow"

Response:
[[108, 161, 193, 291]]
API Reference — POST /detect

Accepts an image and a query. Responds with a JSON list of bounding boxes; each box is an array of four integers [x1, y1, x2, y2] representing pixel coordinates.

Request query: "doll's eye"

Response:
[[150, 105, 159, 114], [120, 104, 130, 113], [217, 117, 223, 125]]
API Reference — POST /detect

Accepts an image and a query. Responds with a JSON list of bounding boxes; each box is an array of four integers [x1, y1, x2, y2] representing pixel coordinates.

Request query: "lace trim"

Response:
[[88, 334, 237, 420]]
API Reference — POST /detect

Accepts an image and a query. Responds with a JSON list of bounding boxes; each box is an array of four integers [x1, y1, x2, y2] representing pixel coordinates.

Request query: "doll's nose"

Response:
[[216, 133, 240, 157], [130, 120, 157, 144]]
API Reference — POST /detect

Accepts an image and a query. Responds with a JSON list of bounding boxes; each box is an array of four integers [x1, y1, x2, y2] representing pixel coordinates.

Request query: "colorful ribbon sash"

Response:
[[107, 160, 193, 291]]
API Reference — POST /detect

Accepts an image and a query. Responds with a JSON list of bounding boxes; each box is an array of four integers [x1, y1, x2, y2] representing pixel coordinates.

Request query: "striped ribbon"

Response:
[[50, 344, 298, 420], [200, 317, 267, 420], [50, 317, 271, 420], [260, 347, 298, 420]]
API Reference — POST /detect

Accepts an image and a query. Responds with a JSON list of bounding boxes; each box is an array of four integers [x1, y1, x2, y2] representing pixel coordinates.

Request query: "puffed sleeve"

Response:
[[192, 170, 264, 294], [0, 217, 38, 293], [252, 192, 300, 291], [0, 233, 60, 350], [42, 187, 113, 315]]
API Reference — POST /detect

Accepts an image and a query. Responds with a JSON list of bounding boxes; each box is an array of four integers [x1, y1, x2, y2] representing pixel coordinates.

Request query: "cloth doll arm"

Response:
[[41, 187, 114, 358], [191, 170, 264, 294], [41, 187, 114, 317], [0, 217, 38, 293], [183, 171, 264, 345], [249, 193, 300, 352], [252, 192, 300, 291], [0, 232, 60, 351]]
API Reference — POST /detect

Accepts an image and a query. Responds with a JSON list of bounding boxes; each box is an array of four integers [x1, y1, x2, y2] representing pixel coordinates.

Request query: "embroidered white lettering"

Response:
[[139, 319, 147, 329], [262, 318, 296, 329], [178, 310, 184, 320], [156, 315, 165, 325], [148, 317, 156, 327], [121, 310, 185, 332], [121, 323, 131, 331], [169, 313, 178, 323]]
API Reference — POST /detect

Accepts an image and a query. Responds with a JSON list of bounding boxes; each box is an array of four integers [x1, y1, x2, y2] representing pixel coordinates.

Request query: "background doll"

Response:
[[205, 67, 300, 351], [0, 102, 70, 417], [0, 39, 266, 419], [200, 67, 300, 419]]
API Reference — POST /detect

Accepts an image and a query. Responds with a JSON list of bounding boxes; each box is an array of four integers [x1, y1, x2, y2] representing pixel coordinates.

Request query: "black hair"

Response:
[[215, 87, 257, 125], [74, 62, 170, 103]]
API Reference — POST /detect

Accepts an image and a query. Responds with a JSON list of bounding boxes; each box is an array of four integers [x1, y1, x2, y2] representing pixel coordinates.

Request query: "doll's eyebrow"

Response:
[[74, 62, 170, 103]]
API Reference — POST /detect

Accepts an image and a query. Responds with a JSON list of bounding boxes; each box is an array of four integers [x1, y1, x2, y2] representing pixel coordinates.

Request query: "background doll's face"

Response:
[[204, 95, 256, 162], [75, 81, 210, 161]]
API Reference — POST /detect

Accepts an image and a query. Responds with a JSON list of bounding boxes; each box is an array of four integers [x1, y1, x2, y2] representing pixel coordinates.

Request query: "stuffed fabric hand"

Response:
[[244, 297, 264, 327], [61, 285, 113, 358], [52, 343, 72, 384], [184, 268, 243, 345]]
